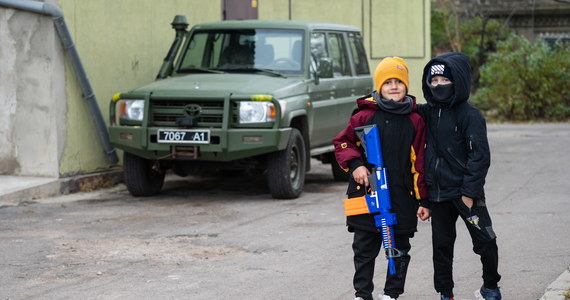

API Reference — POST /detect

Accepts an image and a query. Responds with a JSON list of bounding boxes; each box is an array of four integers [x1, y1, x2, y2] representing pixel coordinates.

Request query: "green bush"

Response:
[[472, 35, 570, 121], [431, 5, 511, 91]]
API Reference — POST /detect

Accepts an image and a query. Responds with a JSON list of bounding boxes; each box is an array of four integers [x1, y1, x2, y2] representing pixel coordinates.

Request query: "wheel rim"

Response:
[[289, 144, 301, 187]]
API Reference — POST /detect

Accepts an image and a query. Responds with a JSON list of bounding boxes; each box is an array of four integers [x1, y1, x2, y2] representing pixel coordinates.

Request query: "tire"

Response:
[[331, 153, 350, 182], [123, 152, 165, 196], [266, 128, 306, 199]]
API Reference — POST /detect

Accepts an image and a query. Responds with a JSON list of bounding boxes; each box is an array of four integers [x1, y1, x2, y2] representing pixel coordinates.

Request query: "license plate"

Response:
[[157, 129, 210, 144]]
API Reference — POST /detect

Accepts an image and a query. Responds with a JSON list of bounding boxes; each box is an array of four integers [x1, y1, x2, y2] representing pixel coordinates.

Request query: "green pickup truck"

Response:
[[108, 16, 373, 199]]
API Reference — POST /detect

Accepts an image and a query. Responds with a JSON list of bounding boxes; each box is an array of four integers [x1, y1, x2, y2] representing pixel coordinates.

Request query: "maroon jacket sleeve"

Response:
[[409, 112, 429, 200], [332, 109, 375, 172]]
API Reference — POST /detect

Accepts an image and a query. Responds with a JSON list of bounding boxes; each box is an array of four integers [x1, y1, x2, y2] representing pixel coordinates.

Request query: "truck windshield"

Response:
[[177, 29, 304, 75]]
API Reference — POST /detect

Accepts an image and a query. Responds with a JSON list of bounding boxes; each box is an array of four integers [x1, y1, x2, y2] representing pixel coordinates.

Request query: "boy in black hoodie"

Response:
[[415, 52, 502, 300]]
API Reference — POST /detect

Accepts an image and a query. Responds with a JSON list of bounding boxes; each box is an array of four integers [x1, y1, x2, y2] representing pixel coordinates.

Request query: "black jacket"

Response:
[[417, 52, 491, 202]]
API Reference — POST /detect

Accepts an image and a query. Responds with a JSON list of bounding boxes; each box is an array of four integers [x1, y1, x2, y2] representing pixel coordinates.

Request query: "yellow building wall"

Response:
[[368, 0, 431, 100], [259, 0, 431, 98], [57, 0, 429, 175], [58, 0, 221, 175]]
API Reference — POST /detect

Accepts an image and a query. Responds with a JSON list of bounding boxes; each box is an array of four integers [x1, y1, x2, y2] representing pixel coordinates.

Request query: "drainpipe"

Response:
[[0, 0, 118, 164]]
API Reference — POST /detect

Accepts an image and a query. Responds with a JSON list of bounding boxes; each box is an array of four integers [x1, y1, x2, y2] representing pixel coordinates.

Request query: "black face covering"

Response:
[[429, 83, 454, 105]]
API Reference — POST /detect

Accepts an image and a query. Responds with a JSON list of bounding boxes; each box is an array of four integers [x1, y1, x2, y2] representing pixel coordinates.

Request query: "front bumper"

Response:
[[109, 126, 292, 161]]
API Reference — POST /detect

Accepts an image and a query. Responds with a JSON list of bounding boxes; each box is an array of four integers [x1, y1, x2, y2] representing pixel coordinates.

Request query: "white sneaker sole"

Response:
[[474, 288, 485, 300]]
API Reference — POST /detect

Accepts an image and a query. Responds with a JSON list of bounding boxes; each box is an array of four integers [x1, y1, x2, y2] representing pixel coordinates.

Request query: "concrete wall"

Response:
[[0, 0, 221, 177], [0, 0, 430, 178], [0, 7, 66, 177]]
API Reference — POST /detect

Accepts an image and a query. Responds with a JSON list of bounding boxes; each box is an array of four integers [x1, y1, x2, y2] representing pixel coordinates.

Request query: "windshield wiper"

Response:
[[225, 67, 287, 78], [178, 67, 225, 74]]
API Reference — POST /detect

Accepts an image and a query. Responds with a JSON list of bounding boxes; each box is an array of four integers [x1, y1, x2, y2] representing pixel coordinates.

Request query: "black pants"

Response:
[[431, 199, 501, 297], [352, 229, 412, 300]]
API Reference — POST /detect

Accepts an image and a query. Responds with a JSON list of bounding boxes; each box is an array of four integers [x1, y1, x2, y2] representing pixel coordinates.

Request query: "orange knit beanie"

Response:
[[373, 56, 409, 94]]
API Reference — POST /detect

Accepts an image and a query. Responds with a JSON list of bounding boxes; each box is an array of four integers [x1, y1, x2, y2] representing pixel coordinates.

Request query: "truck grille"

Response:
[[150, 100, 225, 128]]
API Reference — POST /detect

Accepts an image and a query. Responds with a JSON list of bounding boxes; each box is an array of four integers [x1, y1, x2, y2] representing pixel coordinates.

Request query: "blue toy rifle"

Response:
[[343, 125, 403, 275]]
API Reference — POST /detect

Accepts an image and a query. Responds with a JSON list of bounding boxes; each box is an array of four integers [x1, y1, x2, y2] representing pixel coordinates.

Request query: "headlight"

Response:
[[119, 100, 145, 121], [239, 101, 275, 123]]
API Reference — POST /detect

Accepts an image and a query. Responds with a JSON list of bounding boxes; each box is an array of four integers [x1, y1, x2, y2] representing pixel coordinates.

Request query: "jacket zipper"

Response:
[[435, 158, 440, 201], [435, 108, 442, 201]]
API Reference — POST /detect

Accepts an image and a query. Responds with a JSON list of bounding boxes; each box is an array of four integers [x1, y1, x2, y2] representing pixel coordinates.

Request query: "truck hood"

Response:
[[128, 73, 307, 98]]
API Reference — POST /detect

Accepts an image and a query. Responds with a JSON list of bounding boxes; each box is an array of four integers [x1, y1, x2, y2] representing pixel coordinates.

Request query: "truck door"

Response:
[[326, 32, 360, 139], [309, 30, 365, 148], [344, 31, 373, 119], [307, 31, 338, 148]]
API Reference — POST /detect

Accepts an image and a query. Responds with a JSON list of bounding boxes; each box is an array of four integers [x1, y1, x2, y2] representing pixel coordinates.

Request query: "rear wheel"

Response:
[[123, 152, 165, 196], [266, 128, 306, 199]]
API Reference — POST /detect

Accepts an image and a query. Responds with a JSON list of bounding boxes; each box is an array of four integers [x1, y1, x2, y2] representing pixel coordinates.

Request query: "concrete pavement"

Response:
[[0, 170, 122, 205], [1, 123, 570, 299], [0, 175, 59, 205], [541, 268, 570, 300]]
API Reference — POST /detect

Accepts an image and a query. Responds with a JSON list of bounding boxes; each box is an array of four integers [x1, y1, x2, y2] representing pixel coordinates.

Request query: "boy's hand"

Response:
[[461, 195, 474, 209], [352, 166, 370, 187], [417, 206, 431, 221]]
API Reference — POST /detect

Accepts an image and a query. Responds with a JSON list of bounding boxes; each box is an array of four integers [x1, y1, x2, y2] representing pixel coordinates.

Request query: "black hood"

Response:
[[422, 52, 471, 108]]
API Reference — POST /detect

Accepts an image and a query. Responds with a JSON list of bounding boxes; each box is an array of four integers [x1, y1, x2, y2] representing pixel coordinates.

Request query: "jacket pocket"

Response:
[[446, 147, 467, 170], [346, 177, 367, 198], [437, 158, 463, 189]]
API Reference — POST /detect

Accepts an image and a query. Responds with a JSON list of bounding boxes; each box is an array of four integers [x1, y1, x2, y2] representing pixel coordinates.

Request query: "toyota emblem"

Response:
[[184, 104, 202, 117]]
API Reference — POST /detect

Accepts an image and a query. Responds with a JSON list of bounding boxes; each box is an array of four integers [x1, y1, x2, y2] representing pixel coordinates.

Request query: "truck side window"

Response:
[[348, 33, 370, 75], [310, 32, 328, 63], [180, 32, 210, 69], [327, 33, 350, 77]]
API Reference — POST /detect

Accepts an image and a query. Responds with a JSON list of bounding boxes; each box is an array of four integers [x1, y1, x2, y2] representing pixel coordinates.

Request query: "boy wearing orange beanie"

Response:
[[333, 57, 430, 300]]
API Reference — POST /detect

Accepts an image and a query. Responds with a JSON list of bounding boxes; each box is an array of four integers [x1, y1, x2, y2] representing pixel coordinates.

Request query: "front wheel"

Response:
[[123, 152, 165, 196], [266, 128, 306, 199]]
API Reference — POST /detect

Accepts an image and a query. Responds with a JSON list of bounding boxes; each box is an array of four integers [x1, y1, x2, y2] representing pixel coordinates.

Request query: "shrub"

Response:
[[472, 35, 570, 121], [431, 4, 511, 91]]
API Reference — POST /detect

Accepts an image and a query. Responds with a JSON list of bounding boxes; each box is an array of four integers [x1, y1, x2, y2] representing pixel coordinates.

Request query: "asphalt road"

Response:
[[1, 123, 569, 300]]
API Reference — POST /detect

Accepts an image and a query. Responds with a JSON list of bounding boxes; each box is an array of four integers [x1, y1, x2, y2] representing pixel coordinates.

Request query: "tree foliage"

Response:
[[472, 35, 570, 121], [431, 0, 511, 91]]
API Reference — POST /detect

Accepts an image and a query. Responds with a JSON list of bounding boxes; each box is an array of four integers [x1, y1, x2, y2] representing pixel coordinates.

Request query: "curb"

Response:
[[0, 170, 123, 206], [540, 267, 570, 300]]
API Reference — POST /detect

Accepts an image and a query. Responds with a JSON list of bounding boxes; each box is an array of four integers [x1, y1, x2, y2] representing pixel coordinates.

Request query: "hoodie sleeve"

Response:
[[461, 108, 491, 199], [414, 102, 429, 121], [333, 109, 375, 172], [409, 113, 429, 200]]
